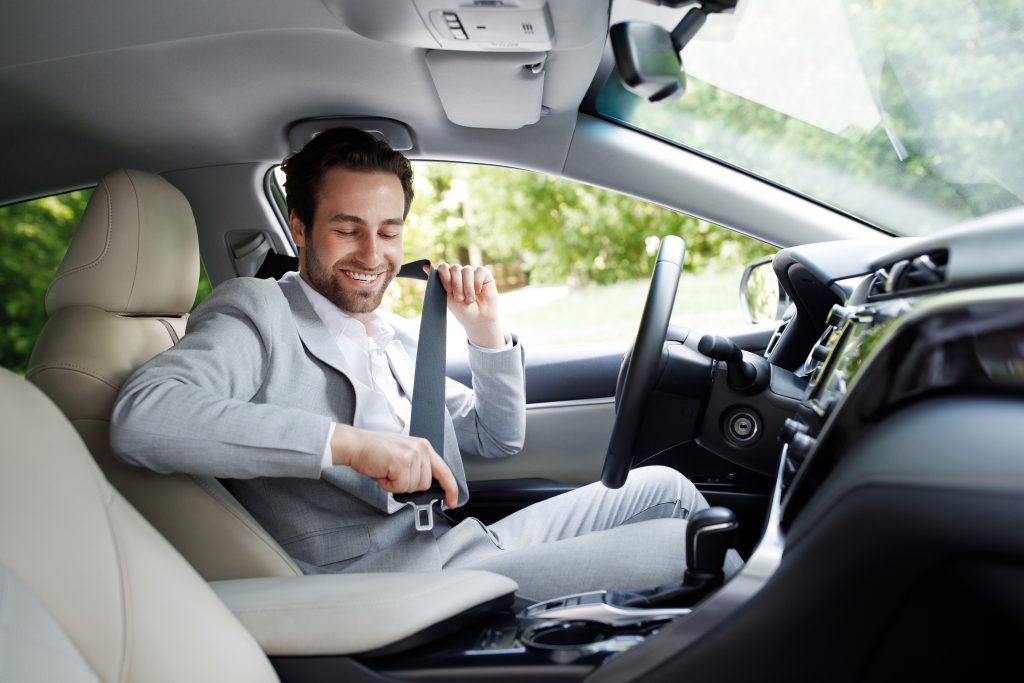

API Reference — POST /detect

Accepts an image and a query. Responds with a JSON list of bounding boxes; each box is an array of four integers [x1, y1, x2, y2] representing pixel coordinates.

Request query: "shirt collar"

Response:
[[288, 271, 395, 347]]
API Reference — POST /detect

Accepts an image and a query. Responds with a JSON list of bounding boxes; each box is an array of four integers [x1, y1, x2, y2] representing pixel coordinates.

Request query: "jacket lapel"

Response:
[[278, 275, 354, 378]]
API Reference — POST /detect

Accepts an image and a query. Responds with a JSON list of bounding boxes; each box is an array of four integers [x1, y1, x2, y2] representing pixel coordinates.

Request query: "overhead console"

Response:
[[324, 0, 609, 129]]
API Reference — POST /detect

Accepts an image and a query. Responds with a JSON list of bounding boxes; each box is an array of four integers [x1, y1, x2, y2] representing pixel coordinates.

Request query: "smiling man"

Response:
[[111, 128, 722, 600]]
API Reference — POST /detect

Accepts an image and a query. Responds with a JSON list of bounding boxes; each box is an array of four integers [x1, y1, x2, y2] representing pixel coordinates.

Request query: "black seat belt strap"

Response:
[[393, 259, 448, 532]]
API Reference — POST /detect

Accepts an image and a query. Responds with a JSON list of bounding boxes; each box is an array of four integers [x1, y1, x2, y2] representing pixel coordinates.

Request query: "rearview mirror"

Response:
[[740, 257, 790, 324], [610, 4, 723, 103], [610, 22, 686, 103]]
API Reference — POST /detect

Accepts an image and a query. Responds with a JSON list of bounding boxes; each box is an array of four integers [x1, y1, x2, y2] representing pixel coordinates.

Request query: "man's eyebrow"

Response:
[[327, 214, 404, 228], [328, 213, 368, 225]]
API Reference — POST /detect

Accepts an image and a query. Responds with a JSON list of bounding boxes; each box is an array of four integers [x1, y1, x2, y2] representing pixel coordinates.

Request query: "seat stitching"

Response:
[[122, 171, 142, 315], [46, 176, 116, 286], [25, 363, 121, 391], [104, 498, 133, 683]]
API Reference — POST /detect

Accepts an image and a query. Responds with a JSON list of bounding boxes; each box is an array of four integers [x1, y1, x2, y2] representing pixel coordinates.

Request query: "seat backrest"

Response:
[[26, 168, 300, 580], [0, 367, 279, 682]]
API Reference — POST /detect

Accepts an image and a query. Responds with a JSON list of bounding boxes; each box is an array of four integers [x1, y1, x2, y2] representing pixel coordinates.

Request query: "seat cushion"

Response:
[[0, 368, 279, 683]]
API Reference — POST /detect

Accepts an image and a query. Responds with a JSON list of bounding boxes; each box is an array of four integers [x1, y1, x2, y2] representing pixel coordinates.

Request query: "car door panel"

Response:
[[452, 327, 777, 519]]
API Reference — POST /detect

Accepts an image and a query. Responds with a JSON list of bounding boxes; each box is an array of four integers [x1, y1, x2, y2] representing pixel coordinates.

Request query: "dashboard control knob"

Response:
[[787, 432, 817, 464], [779, 417, 809, 443], [826, 304, 848, 327], [811, 343, 831, 362]]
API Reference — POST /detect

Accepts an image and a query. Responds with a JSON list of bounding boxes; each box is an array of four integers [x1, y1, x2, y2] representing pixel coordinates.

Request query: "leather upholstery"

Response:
[[211, 570, 518, 655], [46, 168, 199, 315], [0, 562, 100, 682], [27, 168, 300, 580], [0, 368, 279, 682]]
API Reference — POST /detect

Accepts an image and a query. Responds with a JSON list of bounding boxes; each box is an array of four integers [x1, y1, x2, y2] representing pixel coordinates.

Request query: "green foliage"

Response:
[[0, 190, 213, 374], [396, 161, 773, 298], [383, 161, 773, 318], [0, 190, 92, 373]]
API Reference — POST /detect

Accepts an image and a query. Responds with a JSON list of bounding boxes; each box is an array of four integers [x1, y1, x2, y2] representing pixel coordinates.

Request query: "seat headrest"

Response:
[[46, 169, 200, 316]]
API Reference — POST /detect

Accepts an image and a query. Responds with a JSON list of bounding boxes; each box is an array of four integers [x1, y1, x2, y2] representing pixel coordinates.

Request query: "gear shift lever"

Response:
[[684, 506, 739, 587], [605, 506, 739, 609]]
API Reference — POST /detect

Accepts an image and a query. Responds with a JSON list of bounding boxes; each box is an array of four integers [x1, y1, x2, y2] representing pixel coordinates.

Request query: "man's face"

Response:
[[291, 167, 405, 319]]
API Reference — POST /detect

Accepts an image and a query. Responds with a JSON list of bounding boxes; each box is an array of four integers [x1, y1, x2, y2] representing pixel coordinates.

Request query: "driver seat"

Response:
[[26, 168, 300, 580]]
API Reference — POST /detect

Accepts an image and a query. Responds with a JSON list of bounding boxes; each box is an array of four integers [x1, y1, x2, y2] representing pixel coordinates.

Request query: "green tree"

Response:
[[0, 190, 92, 373], [403, 162, 773, 290]]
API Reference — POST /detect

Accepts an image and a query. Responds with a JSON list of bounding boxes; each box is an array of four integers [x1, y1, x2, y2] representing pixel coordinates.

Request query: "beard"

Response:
[[301, 238, 396, 315]]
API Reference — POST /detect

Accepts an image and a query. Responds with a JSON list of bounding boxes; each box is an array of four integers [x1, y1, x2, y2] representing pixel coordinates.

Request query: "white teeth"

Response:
[[345, 271, 378, 282]]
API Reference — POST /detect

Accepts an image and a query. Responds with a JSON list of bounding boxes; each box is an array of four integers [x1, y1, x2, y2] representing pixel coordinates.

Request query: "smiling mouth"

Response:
[[341, 270, 383, 284]]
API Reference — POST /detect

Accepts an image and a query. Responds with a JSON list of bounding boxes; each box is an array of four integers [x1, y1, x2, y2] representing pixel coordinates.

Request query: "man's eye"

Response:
[[380, 233, 400, 240], [334, 229, 356, 237]]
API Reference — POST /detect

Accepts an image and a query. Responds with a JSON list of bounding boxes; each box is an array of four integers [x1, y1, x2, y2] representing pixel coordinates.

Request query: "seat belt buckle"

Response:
[[394, 484, 445, 533]]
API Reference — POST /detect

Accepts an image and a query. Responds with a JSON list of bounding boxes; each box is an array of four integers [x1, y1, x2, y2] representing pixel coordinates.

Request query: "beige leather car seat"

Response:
[[0, 367, 279, 682], [26, 168, 300, 580]]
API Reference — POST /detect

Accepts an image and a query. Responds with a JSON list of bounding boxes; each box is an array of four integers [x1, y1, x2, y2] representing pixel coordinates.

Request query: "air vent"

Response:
[[867, 250, 948, 301], [867, 268, 891, 300], [893, 250, 948, 293]]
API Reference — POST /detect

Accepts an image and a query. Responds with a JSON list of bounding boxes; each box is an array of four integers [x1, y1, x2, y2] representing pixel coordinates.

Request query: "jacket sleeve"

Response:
[[447, 336, 526, 459], [110, 278, 331, 479]]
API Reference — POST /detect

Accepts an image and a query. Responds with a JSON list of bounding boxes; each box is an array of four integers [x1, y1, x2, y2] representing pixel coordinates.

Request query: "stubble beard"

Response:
[[301, 238, 396, 315]]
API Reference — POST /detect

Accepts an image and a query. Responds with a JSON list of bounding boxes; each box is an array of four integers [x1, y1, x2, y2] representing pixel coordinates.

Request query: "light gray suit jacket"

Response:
[[110, 274, 526, 572]]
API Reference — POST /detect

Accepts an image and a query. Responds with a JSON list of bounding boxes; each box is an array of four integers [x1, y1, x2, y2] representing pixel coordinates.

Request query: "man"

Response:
[[111, 127, 721, 601]]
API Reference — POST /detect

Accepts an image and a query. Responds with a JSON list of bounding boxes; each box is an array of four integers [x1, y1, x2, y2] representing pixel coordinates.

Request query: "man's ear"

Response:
[[289, 211, 306, 249]]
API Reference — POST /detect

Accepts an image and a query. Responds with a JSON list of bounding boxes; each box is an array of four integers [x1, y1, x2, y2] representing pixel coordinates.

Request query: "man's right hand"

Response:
[[330, 423, 459, 509]]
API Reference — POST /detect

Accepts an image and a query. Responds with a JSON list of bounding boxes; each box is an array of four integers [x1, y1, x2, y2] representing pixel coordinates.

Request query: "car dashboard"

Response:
[[772, 210, 1024, 519], [575, 208, 1024, 683]]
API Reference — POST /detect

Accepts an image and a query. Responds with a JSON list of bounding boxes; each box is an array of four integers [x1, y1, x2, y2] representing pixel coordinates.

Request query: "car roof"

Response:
[[0, 0, 608, 204]]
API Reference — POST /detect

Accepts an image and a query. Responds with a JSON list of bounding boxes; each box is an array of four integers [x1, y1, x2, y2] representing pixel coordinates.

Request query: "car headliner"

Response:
[[0, 0, 608, 205]]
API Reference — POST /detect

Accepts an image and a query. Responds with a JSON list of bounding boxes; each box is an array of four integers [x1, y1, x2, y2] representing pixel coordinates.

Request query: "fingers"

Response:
[[429, 450, 460, 509], [343, 427, 456, 503], [435, 262, 493, 305]]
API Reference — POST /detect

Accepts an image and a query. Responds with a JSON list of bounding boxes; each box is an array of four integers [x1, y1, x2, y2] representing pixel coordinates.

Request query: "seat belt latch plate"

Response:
[[410, 500, 439, 532]]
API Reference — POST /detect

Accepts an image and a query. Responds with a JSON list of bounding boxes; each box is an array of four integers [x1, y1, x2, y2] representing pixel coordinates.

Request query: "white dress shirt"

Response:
[[294, 273, 510, 511]]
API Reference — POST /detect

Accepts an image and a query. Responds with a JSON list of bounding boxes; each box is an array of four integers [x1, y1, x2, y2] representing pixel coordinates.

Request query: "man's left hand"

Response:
[[434, 262, 506, 349]]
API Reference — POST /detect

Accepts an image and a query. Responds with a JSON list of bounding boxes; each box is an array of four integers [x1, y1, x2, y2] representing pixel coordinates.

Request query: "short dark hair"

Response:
[[281, 127, 415, 230]]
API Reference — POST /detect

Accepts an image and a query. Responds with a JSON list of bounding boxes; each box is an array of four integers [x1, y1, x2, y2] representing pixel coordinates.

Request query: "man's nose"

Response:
[[354, 233, 380, 265]]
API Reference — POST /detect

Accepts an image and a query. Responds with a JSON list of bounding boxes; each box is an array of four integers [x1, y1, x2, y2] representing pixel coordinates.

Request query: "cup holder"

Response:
[[523, 621, 614, 649]]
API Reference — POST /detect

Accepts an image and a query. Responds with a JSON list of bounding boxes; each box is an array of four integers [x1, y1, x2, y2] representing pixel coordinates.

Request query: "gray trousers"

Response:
[[439, 466, 735, 602]]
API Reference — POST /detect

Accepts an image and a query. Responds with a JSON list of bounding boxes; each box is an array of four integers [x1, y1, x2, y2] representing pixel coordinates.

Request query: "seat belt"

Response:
[[393, 259, 449, 533]]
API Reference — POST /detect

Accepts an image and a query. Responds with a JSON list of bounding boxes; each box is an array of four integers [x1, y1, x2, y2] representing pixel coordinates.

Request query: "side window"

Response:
[[0, 190, 92, 373], [0, 189, 212, 374], [387, 162, 777, 346]]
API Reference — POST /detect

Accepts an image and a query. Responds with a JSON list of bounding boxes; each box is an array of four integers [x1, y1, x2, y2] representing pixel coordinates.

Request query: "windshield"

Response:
[[597, 0, 1024, 236]]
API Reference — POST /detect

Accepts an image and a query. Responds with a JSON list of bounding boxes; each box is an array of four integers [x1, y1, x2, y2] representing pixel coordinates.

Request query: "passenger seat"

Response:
[[26, 169, 300, 580], [0, 367, 280, 682]]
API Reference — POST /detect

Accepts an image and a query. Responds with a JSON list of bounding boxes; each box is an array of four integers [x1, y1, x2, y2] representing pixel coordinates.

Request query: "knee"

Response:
[[629, 465, 696, 499]]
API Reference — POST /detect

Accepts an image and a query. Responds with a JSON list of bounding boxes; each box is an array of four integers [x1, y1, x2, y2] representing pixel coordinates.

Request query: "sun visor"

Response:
[[426, 51, 547, 129]]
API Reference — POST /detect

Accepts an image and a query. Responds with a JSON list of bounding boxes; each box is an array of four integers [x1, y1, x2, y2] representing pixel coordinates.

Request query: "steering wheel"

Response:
[[602, 235, 686, 488]]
